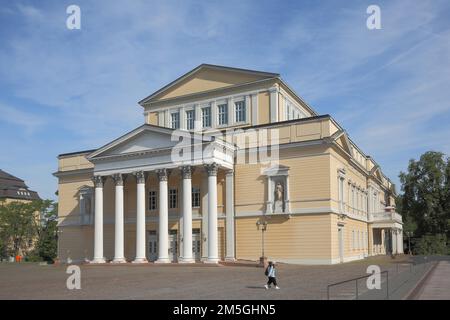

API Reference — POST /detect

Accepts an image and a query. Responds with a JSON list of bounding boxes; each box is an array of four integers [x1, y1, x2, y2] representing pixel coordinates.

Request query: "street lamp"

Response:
[[256, 220, 268, 266], [405, 231, 413, 255]]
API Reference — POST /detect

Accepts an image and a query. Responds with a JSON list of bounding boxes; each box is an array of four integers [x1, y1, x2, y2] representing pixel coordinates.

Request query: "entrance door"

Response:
[[192, 229, 201, 261], [148, 231, 158, 262], [168, 230, 178, 262], [338, 227, 344, 263]]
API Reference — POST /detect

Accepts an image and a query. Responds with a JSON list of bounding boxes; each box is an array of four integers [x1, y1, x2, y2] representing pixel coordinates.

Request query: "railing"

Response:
[[327, 271, 389, 300], [370, 211, 402, 223]]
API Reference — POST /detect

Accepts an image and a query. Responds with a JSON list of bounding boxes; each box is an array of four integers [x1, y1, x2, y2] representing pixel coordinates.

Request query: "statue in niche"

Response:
[[274, 181, 284, 213]]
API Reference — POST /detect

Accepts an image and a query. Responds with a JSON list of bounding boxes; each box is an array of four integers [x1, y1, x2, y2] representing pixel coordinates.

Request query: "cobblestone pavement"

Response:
[[0, 255, 413, 300]]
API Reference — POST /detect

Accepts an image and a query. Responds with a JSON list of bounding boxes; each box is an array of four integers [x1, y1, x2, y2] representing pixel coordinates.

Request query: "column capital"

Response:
[[133, 171, 146, 184], [112, 173, 124, 186], [156, 168, 170, 181], [204, 163, 219, 176], [180, 166, 193, 179], [92, 175, 105, 188], [225, 169, 234, 177]]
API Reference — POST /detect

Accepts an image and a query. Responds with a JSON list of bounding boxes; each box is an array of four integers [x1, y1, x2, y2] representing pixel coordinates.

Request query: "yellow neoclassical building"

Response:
[[54, 64, 403, 265]]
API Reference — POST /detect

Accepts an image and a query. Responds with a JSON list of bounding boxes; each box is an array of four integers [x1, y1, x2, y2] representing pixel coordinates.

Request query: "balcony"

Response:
[[369, 206, 402, 226]]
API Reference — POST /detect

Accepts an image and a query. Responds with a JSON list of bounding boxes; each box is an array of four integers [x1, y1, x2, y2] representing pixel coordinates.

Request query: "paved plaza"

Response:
[[0, 255, 443, 300]]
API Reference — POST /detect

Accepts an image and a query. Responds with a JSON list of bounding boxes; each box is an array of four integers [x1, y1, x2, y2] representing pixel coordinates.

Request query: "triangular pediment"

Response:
[[87, 125, 210, 159], [139, 64, 279, 104], [370, 165, 383, 180], [332, 130, 353, 156]]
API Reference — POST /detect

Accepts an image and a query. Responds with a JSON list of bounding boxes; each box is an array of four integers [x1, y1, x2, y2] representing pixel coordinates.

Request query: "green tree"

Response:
[[399, 151, 450, 237], [0, 200, 40, 257], [35, 202, 58, 262], [0, 199, 57, 261]]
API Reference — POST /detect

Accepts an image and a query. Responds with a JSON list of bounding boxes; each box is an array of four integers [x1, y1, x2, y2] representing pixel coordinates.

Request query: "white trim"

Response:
[[251, 93, 258, 126], [269, 86, 278, 123]]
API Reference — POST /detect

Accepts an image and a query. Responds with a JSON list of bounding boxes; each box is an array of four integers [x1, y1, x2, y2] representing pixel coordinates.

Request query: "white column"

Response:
[[156, 169, 170, 263], [92, 175, 105, 263], [398, 230, 403, 254], [269, 86, 279, 123], [133, 171, 147, 263], [112, 174, 126, 263], [225, 169, 235, 261], [180, 166, 194, 263], [201, 174, 208, 260], [205, 163, 219, 263]]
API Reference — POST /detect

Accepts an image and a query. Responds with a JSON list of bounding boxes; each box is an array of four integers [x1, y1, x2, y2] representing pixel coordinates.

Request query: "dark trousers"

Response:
[[267, 277, 277, 286]]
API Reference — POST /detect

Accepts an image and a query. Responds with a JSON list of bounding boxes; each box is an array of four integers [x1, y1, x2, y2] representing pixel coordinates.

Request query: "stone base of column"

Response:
[[225, 257, 236, 262], [204, 258, 219, 264], [111, 258, 127, 264], [179, 257, 195, 264], [132, 257, 148, 264], [155, 258, 171, 264], [90, 258, 106, 264]]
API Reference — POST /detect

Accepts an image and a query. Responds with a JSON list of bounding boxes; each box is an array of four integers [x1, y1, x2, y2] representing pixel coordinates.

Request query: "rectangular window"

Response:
[[148, 190, 157, 210], [235, 100, 246, 122], [186, 110, 194, 130], [202, 107, 211, 128], [217, 104, 228, 126], [170, 112, 180, 129], [285, 103, 290, 120], [338, 177, 344, 213], [169, 188, 178, 209], [352, 230, 355, 250], [192, 187, 200, 208]]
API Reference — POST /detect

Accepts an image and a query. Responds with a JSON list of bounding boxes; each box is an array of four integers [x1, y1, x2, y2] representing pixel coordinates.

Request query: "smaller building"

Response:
[[0, 169, 40, 203]]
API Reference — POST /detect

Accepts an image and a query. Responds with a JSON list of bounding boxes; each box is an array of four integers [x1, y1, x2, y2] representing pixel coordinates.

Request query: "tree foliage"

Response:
[[399, 151, 450, 237], [399, 151, 450, 254], [0, 199, 57, 261]]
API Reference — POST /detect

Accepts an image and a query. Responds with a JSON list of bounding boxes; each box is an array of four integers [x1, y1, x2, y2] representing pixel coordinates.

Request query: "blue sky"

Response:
[[0, 0, 449, 200]]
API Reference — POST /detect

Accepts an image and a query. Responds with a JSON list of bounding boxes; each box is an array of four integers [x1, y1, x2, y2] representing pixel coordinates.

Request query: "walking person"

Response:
[[264, 261, 280, 290]]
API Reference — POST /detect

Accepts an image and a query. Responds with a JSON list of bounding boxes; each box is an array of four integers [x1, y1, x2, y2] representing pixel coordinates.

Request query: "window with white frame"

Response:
[[169, 188, 178, 209], [170, 111, 180, 129], [365, 231, 368, 249], [202, 106, 211, 128], [337, 170, 345, 213], [192, 187, 200, 208], [217, 104, 228, 126], [352, 230, 355, 250], [285, 103, 291, 120], [235, 100, 246, 122], [148, 190, 157, 210], [186, 109, 195, 130], [79, 187, 93, 224], [352, 186, 355, 213]]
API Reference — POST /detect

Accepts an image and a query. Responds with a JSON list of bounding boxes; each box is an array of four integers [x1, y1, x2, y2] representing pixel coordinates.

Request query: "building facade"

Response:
[[0, 169, 40, 203], [54, 64, 403, 265]]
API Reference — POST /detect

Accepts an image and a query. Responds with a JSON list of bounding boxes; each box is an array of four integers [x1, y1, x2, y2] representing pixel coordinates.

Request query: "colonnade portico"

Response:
[[91, 162, 233, 264]]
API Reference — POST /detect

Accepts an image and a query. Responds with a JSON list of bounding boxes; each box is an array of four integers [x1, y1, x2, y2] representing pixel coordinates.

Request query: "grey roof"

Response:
[[0, 169, 41, 201]]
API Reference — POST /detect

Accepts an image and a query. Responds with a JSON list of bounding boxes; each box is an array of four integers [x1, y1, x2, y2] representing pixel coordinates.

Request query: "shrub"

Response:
[[414, 234, 448, 255]]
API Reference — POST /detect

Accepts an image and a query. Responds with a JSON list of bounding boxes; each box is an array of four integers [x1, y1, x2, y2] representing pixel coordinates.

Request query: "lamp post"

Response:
[[256, 220, 268, 267], [405, 231, 413, 255]]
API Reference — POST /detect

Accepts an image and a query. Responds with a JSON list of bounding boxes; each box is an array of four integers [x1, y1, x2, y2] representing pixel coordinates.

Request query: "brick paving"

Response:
[[412, 261, 450, 300], [0, 255, 413, 300]]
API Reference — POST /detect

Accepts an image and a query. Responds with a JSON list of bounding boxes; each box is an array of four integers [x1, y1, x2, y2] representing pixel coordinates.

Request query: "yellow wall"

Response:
[[236, 214, 332, 262], [155, 68, 268, 101]]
